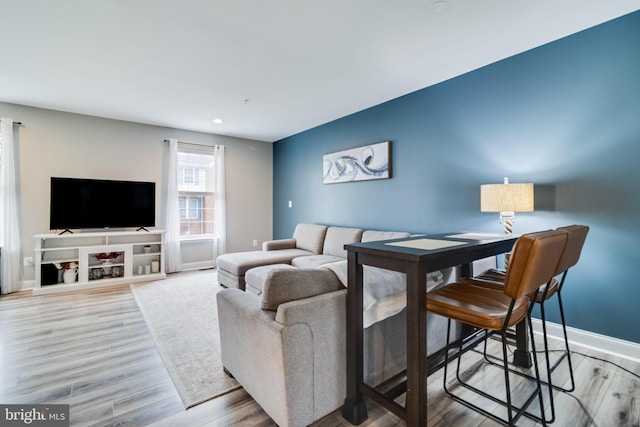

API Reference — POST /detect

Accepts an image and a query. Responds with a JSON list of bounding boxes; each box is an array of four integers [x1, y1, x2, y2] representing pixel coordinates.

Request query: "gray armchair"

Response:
[[217, 268, 346, 427]]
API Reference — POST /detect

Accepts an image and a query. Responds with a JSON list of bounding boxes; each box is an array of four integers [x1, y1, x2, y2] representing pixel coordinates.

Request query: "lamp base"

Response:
[[499, 212, 515, 235], [499, 212, 515, 269]]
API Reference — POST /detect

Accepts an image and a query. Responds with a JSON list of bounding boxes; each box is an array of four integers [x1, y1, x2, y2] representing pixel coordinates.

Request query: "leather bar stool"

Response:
[[468, 224, 589, 423], [426, 229, 567, 426]]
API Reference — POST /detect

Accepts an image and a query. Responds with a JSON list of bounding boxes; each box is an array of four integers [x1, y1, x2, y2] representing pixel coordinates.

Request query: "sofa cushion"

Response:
[[293, 224, 328, 254], [322, 226, 363, 258], [291, 254, 345, 269], [362, 230, 411, 242], [245, 264, 296, 295], [262, 238, 296, 251], [217, 267, 246, 289], [216, 249, 312, 275], [261, 268, 344, 311]]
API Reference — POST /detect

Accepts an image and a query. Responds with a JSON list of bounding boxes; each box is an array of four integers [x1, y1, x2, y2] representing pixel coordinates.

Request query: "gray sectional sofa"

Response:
[[215, 223, 494, 427], [216, 223, 367, 290]]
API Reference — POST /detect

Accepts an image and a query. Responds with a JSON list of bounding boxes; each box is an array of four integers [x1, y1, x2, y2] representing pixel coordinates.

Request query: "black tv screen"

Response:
[[50, 177, 156, 230]]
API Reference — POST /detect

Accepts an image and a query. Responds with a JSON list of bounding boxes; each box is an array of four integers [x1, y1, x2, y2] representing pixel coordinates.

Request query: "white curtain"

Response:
[[213, 145, 227, 259], [165, 138, 182, 273], [0, 118, 23, 294]]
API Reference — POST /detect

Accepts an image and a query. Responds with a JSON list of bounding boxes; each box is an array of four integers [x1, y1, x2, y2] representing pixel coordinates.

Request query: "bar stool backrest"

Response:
[[554, 225, 589, 275], [503, 230, 567, 300]]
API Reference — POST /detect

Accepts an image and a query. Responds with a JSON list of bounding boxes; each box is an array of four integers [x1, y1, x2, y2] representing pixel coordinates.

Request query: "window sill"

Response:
[[180, 235, 217, 243]]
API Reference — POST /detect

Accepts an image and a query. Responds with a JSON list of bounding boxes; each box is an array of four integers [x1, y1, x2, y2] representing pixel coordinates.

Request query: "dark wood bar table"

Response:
[[341, 233, 518, 426]]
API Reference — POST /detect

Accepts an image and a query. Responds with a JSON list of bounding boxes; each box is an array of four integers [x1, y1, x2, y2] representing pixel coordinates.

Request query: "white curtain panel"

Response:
[[165, 138, 183, 273], [0, 118, 23, 294], [213, 145, 227, 259]]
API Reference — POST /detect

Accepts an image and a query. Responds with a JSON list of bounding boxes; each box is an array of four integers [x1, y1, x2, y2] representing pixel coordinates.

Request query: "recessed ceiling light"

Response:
[[212, 117, 224, 124]]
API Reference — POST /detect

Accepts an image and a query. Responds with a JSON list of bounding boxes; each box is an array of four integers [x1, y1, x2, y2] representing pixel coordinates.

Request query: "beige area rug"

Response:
[[131, 269, 240, 409]]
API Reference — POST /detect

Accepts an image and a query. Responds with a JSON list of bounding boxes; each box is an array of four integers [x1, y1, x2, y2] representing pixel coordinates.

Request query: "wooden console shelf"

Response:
[[33, 230, 166, 295]]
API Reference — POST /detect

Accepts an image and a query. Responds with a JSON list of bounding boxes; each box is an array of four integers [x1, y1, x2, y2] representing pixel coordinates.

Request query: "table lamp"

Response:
[[481, 177, 534, 234]]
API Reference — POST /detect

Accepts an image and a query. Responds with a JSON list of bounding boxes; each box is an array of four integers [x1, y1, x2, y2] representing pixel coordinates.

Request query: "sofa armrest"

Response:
[[262, 238, 297, 251], [274, 289, 347, 422], [216, 288, 315, 426], [261, 268, 343, 311]]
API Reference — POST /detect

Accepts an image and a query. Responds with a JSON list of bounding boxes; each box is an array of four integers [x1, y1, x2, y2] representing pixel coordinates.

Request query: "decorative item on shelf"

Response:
[[95, 252, 121, 262], [143, 245, 152, 254], [91, 268, 104, 280], [55, 261, 79, 284], [95, 252, 120, 274], [111, 266, 123, 278], [151, 260, 160, 273]]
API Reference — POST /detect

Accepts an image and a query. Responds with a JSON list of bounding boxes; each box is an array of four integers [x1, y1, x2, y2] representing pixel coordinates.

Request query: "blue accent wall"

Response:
[[273, 11, 640, 343]]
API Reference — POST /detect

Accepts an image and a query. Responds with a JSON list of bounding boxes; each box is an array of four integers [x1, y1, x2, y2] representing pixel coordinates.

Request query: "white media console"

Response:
[[33, 230, 165, 294]]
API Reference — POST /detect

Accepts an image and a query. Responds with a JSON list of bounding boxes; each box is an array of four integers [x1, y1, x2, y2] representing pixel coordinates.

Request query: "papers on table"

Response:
[[445, 232, 506, 240], [385, 238, 467, 251]]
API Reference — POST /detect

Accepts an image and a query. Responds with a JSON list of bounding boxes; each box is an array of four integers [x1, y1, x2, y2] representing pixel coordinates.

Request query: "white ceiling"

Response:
[[1, 0, 638, 142]]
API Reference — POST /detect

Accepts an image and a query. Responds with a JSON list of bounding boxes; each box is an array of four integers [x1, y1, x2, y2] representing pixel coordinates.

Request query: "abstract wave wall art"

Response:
[[323, 141, 391, 184]]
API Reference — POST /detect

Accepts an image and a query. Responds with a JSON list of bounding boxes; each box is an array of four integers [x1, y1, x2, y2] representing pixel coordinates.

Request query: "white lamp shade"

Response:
[[481, 183, 534, 213]]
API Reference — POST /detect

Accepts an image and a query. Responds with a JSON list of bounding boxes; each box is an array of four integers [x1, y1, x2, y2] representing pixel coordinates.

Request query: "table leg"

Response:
[[342, 252, 368, 425], [405, 263, 428, 425], [513, 317, 533, 368]]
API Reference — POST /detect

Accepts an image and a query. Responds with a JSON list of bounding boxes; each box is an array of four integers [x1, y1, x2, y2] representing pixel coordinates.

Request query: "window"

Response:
[[182, 167, 200, 186], [180, 196, 202, 219], [177, 145, 216, 237]]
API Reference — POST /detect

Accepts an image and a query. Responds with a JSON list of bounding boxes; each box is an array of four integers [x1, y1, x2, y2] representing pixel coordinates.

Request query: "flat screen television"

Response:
[[50, 177, 156, 231]]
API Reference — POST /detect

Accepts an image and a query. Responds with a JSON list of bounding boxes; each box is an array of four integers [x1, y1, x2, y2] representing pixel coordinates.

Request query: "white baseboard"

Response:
[[15, 279, 36, 292], [530, 318, 640, 364], [180, 260, 215, 271]]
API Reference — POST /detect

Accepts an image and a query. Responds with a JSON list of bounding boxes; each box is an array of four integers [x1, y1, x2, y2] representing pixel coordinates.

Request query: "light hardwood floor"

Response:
[[1, 277, 638, 426]]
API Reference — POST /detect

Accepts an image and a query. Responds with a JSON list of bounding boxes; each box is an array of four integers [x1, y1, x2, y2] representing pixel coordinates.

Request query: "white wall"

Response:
[[0, 102, 273, 286]]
